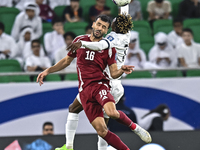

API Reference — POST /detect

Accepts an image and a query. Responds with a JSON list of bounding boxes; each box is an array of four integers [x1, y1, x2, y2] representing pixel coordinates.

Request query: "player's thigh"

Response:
[[68, 94, 83, 113], [103, 102, 119, 119], [110, 80, 124, 104]]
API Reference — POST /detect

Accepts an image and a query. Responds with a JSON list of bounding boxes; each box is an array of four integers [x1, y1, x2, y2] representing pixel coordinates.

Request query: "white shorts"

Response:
[[76, 79, 124, 118]]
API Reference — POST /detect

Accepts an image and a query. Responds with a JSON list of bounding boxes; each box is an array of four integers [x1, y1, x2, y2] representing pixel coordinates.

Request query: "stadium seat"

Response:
[[0, 59, 22, 72], [186, 70, 200, 77], [140, 35, 154, 56], [125, 71, 153, 78], [64, 22, 88, 36], [168, 0, 182, 18], [53, 6, 66, 19], [156, 70, 183, 78], [183, 19, 200, 43], [45, 74, 61, 81], [80, 0, 96, 21], [64, 73, 78, 80], [153, 19, 173, 34], [40, 23, 53, 51], [0, 7, 20, 34], [138, 0, 150, 20], [132, 20, 152, 37]]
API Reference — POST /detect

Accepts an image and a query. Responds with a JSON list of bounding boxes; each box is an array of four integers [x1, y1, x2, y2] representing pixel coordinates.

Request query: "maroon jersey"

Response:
[[68, 34, 116, 92]]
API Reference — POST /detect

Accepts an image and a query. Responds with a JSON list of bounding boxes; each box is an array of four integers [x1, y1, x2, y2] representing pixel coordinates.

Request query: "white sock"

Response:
[[66, 112, 79, 149], [98, 135, 108, 150]]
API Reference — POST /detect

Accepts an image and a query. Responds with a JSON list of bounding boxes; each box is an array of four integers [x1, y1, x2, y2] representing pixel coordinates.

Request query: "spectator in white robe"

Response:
[[148, 32, 177, 68], [0, 0, 13, 7], [177, 28, 200, 68], [11, 1, 42, 41], [44, 17, 65, 62], [55, 31, 77, 71], [15, 0, 46, 11], [48, 0, 70, 9], [167, 18, 184, 49], [124, 31, 147, 69], [0, 22, 17, 60], [12, 26, 34, 66], [24, 39, 51, 72]]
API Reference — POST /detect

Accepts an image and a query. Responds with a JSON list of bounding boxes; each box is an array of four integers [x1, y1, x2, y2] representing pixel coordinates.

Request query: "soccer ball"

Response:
[[112, 0, 131, 7]]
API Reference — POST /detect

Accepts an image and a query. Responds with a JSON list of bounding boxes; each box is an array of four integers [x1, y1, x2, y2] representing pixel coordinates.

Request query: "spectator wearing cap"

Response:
[[124, 31, 147, 69], [148, 32, 177, 68], [177, 28, 200, 68], [139, 104, 171, 131], [0, 22, 17, 60], [147, 0, 172, 28], [167, 18, 184, 49], [11, 1, 42, 41], [63, 0, 83, 22], [35, 0, 56, 23], [44, 17, 65, 62]]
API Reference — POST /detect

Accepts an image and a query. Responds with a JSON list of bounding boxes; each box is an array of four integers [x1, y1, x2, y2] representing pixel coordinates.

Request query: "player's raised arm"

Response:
[[36, 55, 74, 86], [120, 3, 129, 14]]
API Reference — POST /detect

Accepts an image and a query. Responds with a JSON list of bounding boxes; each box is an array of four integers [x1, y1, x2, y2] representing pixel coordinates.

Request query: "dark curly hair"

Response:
[[114, 13, 133, 34]]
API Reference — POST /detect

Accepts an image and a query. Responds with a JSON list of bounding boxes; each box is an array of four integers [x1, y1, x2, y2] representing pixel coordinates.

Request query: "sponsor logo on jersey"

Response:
[[107, 36, 114, 42]]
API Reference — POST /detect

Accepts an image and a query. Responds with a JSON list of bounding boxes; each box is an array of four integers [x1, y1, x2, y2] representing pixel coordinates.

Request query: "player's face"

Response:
[[92, 18, 109, 38]]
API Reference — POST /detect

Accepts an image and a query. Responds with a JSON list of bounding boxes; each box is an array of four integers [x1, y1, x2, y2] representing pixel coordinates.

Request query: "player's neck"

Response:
[[90, 34, 103, 42]]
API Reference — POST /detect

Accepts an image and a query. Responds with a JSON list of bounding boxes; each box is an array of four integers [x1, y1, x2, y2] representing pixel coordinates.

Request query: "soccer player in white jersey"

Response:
[[56, 5, 151, 150]]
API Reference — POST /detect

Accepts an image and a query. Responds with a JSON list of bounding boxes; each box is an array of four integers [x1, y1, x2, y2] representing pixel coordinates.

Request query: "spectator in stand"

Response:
[[0, 22, 17, 60], [63, 0, 82, 22], [178, 0, 200, 20], [148, 32, 177, 68], [177, 28, 200, 68], [0, 0, 12, 7], [89, 0, 111, 22], [55, 32, 76, 71], [129, 0, 143, 20], [108, 94, 137, 132], [11, 1, 42, 41], [167, 18, 184, 49], [12, 26, 33, 67], [44, 17, 65, 63], [43, 122, 54, 135], [48, 0, 70, 9], [124, 31, 146, 69], [147, 0, 172, 28], [85, 25, 93, 34], [35, 0, 55, 23], [139, 104, 170, 131], [24, 39, 51, 72]]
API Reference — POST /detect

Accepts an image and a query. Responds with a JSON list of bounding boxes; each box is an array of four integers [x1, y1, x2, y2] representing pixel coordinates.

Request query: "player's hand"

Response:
[[36, 69, 49, 86], [67, 41, 82, 53], [121, 65, 134, 74]]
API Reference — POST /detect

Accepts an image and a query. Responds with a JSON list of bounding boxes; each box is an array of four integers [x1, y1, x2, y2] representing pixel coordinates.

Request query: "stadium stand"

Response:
[[132, 20, 152, 37], [0, 7, 20, 34], [153, 19, 173, 34], [186, 70, 200, 77], [0, 59, 22, 72], [64, 73, 78, 80], [64, 21, 88, 36], [53, 6, 66, 19], [155, 70, 183, 78], [139, 35, 154, 56]]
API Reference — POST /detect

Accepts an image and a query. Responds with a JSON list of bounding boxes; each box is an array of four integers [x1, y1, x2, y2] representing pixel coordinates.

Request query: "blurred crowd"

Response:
[[0, 0, 200, 73]]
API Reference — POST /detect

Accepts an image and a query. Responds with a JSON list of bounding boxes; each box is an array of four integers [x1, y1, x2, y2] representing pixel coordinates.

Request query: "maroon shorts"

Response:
[[79, 82, 115, 123]]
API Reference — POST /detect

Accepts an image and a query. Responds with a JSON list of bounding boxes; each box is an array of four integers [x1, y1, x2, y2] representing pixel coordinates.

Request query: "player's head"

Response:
[[182, 28, 193, 45], [31, 39, 41, 56], [92, 14, 111, 39], [0, 22, 5, 35], [112, 13, 133, 34], [173, 18, 183, 36], [43, 122, 54, 135], [64, 31, 76, 46]]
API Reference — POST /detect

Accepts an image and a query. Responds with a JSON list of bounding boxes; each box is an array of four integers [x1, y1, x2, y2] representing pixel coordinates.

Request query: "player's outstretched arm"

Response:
[[36, 55, 74, 86], [67, 40, 109, 52], [109, 63, 134, 79]]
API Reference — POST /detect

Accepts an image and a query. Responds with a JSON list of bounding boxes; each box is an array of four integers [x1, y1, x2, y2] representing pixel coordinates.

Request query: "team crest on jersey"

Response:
[[107, 36, 114, 42]]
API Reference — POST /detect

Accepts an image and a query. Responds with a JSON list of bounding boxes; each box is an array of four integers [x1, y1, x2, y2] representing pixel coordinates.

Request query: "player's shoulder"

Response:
[[106, 31, 117, 42], [73, 34, 90, 42]]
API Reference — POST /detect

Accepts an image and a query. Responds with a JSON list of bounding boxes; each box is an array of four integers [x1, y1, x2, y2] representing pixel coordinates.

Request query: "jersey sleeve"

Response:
[[107, 47, 117, 66], [81, 39, 110, 51]]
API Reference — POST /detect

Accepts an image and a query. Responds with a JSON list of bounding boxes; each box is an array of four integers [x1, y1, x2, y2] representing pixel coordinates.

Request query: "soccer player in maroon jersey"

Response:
[[37, 15, 151, 150]]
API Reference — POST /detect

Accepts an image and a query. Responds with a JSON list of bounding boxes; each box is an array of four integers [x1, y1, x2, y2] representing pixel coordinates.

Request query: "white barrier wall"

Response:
[[0, 77, 200, 136]]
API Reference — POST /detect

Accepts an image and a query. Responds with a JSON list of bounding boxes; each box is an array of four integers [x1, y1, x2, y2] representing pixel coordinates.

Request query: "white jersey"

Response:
[[105, 31, 131, 79]]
